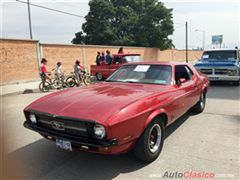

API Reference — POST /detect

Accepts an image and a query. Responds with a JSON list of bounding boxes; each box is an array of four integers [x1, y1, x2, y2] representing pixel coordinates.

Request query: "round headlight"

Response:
[[29, 114, 37, 123], [93, 124, 106, 139]]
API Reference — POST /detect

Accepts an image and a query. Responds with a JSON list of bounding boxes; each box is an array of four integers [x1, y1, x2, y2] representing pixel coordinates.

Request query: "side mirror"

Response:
[[177, 78, 186, 86]]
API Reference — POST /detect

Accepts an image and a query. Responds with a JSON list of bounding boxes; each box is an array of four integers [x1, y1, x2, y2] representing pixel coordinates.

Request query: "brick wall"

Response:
[[0, 39, 39, 84], [0, 38, 203, 84]]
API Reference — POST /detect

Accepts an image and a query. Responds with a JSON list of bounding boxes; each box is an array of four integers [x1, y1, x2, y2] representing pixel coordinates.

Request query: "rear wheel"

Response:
[[65, 77, 76, 87], [53, 79, 63, 89], [96, 72, 103, 81], [192, 91, 206, 113], [39, 81, 51, 92], [133, 119, 165, 163]]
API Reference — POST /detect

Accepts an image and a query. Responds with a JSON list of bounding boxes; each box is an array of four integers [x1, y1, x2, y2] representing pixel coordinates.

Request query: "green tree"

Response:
[[72, 0, 174, 49]]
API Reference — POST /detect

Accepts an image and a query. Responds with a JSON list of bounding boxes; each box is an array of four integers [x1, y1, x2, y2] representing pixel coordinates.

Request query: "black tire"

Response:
[[96, 72, 103, 81], [39, 81, 51, 92], [83, 76, 92, 85], [53, 79, 63, 89], [65, 77, 76, 87], [133, 119, 165, 163], [232, 80, 240, 86], [192, 91, 206, 113]]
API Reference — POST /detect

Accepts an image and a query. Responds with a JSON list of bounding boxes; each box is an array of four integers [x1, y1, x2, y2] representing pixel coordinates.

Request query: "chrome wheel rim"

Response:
[[96, 73, 102, 80], [200, 93, 205, 109], [148, 124, 162, 153]]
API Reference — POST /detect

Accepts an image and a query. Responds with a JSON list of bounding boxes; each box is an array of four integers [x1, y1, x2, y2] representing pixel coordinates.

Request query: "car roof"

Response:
[[204, 48, 238, 52], [123, 61, 189, 66]]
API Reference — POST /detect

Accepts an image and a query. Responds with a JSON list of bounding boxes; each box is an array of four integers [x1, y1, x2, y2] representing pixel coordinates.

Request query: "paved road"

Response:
[[1, 82, 240, 180]]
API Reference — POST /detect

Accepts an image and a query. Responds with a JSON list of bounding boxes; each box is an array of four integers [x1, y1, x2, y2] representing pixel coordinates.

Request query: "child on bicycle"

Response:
[[40, 58, 52, 86], [74, 60, 86, 85], [53, 62, 62, 80]]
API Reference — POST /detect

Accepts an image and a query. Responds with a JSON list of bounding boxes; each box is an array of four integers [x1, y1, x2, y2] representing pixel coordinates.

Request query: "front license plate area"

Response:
[[209, 77, 219, 80], [56, 139, 72, 151]]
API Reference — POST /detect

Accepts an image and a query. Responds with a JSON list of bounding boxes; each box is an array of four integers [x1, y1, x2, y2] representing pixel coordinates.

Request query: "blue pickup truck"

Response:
[[194, 48, 240, 86]]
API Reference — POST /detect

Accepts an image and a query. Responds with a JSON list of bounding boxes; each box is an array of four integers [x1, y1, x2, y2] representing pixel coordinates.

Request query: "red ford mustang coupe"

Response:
[[24, 62, 209, 162]]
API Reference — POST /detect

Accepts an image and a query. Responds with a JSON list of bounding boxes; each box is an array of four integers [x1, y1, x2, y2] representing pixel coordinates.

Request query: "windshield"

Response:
[[202, 50, 237, 61], [124, 56, 143, 62], [106, 64, 172, 85]]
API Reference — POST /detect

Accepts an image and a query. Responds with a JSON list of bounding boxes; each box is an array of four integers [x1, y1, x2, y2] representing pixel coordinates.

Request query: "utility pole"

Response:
[[27, 0, 33, 39], [185, 21, 188, 63]]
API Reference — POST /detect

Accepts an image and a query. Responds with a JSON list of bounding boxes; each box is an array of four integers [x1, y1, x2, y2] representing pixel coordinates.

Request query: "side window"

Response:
[[185, 66, 194, 79], [175, 65, 191, 83]]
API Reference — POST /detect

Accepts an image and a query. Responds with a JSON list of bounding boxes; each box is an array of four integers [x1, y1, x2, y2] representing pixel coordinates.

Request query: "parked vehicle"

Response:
[[194, 48, 240, 86], [90, 53, 143, 80], [24, 62, 209, 163]]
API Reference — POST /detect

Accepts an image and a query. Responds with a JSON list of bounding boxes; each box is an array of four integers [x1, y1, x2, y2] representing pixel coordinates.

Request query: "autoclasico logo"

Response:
[[150, 171, 215, 179]]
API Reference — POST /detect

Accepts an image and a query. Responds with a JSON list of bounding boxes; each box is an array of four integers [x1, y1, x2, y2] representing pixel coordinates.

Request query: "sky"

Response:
[[1, 0, 240, 49]]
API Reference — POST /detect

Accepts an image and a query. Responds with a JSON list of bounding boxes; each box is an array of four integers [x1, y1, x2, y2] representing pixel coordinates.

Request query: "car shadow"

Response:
[[165, 111, 194, 139], [5, 112, 194, 180], [5, 139, 146, 180]]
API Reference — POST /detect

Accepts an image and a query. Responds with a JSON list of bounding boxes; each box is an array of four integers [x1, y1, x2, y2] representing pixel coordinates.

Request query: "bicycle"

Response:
[[39, 73, 60, 92], [39, 75, 54, 92], [52, 72, 73, 89], [65, 71, 93, 87]]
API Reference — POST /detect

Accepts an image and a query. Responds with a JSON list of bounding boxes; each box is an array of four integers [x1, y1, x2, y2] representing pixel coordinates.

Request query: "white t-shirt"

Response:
[[55, 65, 61, 74]]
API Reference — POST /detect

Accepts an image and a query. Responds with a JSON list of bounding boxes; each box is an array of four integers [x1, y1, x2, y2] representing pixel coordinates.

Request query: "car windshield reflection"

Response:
[[106, 64, 172, 85]]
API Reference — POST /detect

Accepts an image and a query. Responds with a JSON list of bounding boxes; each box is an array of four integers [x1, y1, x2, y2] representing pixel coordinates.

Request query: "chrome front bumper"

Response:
[[207, 75, 240, 81]]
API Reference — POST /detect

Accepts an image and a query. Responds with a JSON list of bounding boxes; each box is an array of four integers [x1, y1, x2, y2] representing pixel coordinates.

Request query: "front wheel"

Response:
[[83, 74, 93, 85], [133, 120, 165, 163]]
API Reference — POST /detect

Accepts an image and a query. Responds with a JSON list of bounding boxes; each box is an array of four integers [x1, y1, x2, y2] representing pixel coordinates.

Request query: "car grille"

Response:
[[35, 114, 94, 138], [214, 69, 228, 75], [199, 69, 213, 75]]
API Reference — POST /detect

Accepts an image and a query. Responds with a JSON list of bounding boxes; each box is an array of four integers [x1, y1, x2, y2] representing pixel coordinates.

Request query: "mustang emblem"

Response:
[[51, 121, 65, 131]]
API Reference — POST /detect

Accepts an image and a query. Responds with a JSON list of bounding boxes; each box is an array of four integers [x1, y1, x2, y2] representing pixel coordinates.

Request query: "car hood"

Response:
[[194, 60, 238, 67], [26, 83, 167, 124]]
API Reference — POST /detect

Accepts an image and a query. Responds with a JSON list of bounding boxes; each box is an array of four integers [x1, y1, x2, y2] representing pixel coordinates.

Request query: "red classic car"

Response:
[[90, 53, 142, 80], [24, 62, 209, 162]]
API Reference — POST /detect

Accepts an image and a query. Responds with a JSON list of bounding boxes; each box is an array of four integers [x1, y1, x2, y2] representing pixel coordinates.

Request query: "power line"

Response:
[[16, 0, 85, 18], [58, 2, 85, 10]]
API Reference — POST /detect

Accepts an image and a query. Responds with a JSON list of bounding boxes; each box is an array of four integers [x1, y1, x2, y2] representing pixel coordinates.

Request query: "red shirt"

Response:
[[40, 64, 47, 73]]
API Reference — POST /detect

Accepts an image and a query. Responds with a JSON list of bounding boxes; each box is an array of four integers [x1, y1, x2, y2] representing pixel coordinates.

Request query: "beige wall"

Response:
[[0, 38, 203, 84], [0, 39, 39, 83]]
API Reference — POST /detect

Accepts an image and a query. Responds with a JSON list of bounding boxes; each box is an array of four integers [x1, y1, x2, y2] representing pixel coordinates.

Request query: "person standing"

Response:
[[74, 60, 86, 85], [105, 50, 112, 65], [54, 62, 62, 80], [96, 51, 101, 65], [40, 58, 52, 86], [100, 51, 105, 65], [118, 47, 124, 54]]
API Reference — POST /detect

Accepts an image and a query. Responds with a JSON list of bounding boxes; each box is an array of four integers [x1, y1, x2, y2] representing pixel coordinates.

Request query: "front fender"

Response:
[[144, 109, 169, 127]]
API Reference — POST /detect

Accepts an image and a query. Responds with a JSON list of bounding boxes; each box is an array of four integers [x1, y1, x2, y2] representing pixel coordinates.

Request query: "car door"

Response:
[[173, 65, 197, 117]]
